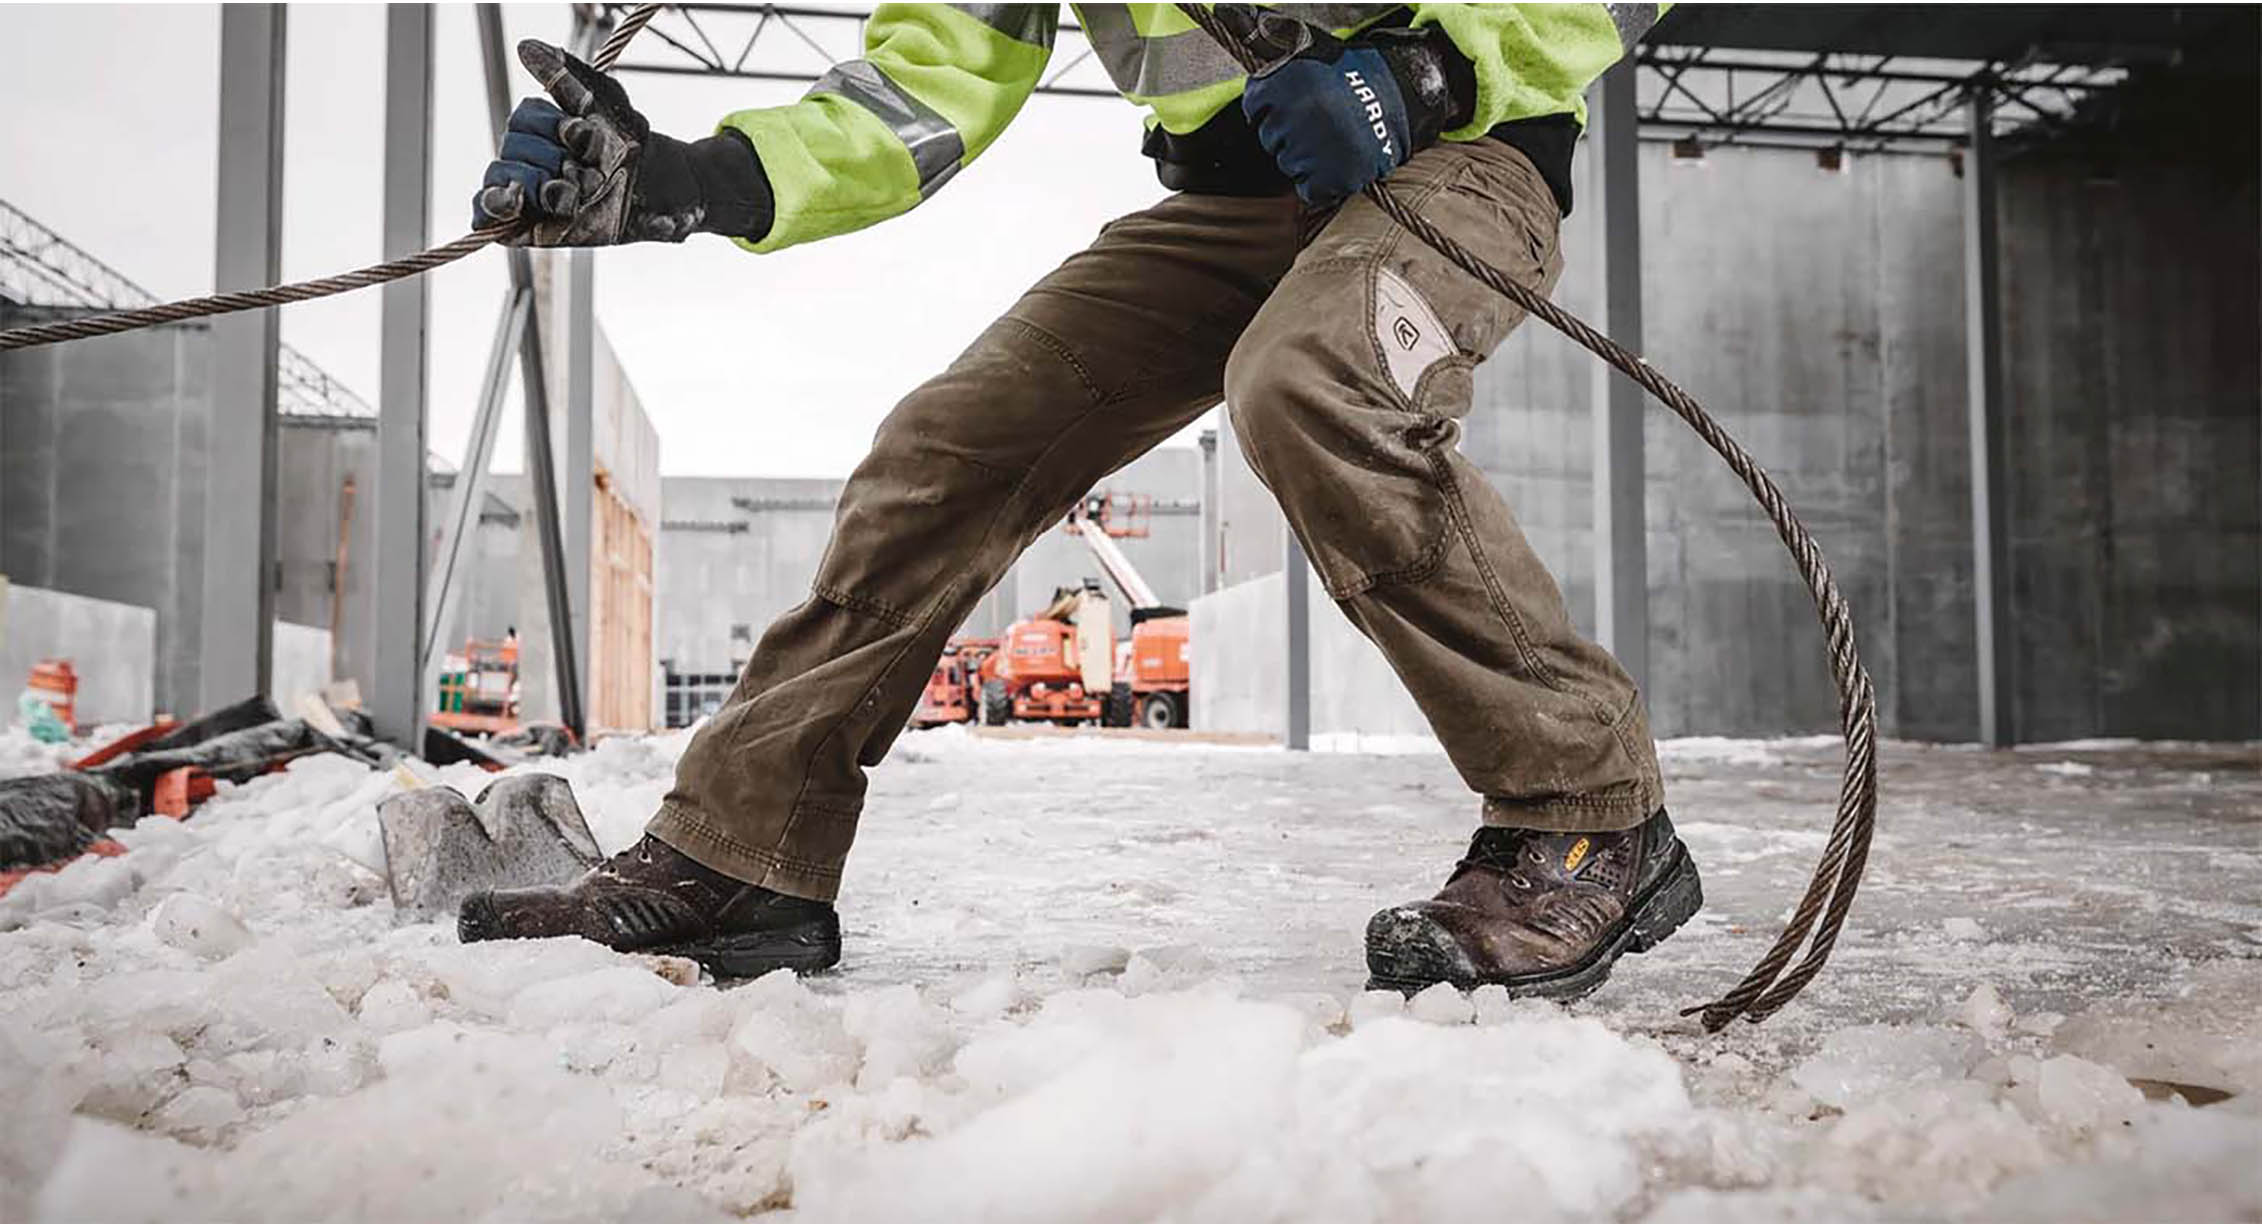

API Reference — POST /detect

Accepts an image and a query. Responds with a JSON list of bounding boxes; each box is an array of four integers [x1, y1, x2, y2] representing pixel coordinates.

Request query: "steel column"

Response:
[[1284, 533, 1310, 751], [477, 3, 586, 740], [372, 4, 435, 745], [1589, 60, 1650, 693], [564, 249, 596, 723], [1964, 93, 2015, 747], [199, 4, 286, 710], [422, 286, 530, 680]]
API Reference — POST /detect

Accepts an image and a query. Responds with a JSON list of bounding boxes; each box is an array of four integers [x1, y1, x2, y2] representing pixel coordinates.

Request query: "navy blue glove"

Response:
[[472, 41, 772, 246], [1237, 17, 1472, 208]]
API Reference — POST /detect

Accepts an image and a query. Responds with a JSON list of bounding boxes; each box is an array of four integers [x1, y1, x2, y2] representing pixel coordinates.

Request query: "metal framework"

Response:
[[596, 3, 2128, 155], [1634, 46, 2126, 153], [596, 2, 1118, 97], [0, 198, 374, 419]]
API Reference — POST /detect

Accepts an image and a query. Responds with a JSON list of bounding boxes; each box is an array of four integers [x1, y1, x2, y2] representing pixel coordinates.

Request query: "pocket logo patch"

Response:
[[1373, 267, 1453, 399]]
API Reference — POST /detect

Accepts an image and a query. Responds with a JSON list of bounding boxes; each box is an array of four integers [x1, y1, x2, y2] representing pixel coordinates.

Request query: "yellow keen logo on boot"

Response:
[[1564, 837, 1592, 873]]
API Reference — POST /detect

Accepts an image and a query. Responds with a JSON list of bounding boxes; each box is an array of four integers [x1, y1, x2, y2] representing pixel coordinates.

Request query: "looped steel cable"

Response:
[[1179, 3, 1878, 1030], [0, 3, 662, 355]]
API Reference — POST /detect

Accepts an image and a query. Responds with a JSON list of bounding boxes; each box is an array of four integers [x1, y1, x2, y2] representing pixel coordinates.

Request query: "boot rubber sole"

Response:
[[653, 915, 842, 981], [456, 897, 842, 982], [1364, 843, 1703, 1002]]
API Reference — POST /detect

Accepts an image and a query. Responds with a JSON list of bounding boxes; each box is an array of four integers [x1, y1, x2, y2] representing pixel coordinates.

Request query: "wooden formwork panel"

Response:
[[591, 468, 654, 732]]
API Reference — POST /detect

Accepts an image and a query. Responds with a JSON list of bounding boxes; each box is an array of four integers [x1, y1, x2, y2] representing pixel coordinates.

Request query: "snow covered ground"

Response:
[[1, 723, 2256, 1220]]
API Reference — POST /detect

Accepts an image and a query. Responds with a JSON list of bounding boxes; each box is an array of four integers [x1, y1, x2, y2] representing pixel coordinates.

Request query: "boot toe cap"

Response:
[[1365, 902, 1483, 990]]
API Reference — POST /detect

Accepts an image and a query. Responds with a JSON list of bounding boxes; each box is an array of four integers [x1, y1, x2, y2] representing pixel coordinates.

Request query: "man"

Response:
[[458, 3, 1704, 1001]]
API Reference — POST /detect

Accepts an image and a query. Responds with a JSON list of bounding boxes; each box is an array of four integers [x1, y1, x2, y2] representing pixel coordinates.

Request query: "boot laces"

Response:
[[1457, 827, 1553, 891]]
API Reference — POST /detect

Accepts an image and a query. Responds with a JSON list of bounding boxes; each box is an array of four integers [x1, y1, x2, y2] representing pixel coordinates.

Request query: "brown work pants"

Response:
[[653, 138, 1665, 901]]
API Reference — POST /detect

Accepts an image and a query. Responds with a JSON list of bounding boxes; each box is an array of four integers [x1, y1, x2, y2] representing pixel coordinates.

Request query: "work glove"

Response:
[[1232, 10, 1473, 208], [471, 40, 773, 245]]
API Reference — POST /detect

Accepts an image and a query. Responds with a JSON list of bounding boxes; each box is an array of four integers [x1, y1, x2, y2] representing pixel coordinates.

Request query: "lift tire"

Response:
[[1104, 683, 1134, 728], [1136, 691, 1182, 731], [980, 680, 1011, 727]]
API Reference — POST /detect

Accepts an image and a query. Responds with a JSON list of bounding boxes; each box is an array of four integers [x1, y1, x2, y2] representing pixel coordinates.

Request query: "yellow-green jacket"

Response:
[[722, 4, 1663, 253]]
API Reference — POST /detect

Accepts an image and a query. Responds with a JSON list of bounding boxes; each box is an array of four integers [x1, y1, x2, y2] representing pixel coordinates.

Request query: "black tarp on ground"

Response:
[[0, 772, 138, 869]]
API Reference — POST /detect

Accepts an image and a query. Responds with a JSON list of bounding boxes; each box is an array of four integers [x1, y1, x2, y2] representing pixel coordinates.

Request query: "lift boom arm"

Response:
[[1068, 503, 1160, 609]]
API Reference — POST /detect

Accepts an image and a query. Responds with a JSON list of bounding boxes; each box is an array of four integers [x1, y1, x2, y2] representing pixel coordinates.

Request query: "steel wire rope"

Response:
[[0, 3, 662, 353]]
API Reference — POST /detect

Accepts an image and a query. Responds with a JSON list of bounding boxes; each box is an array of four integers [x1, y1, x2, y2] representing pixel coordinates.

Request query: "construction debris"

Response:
[[0, 696, 399, 892], [377, 772, 601, 920]]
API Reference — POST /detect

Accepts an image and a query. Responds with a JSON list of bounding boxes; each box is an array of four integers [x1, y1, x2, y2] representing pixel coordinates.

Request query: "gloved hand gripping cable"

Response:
[[0, 4, 665, 354], [1183, 2, 1879, 1031]]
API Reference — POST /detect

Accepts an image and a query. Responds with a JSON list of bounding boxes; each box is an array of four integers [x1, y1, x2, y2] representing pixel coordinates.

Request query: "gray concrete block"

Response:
[[0, 580, 157, 726]]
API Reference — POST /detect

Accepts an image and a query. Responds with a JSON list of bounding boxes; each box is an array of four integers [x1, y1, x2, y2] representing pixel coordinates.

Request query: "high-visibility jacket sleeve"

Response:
[[717, 4, 1058, 253], [1411, 4, 1667, 137]]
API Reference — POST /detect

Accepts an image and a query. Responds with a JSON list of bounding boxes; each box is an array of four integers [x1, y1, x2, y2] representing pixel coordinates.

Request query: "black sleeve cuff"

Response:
[[687, 128, 775, 243], [1426, 28, 1478, 133]]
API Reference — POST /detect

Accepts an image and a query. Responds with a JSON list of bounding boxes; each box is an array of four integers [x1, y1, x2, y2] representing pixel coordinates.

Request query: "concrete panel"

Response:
[[1190, 568, 1428, 740], [1997, 79, 2262, 740], [0, 582, 157, 726], [1190, 570, 1282, 736], [656, 476, 842, 675], [0, 311, 208, 714], [269, 620, 335, 710], [275, 419, 377, 690]]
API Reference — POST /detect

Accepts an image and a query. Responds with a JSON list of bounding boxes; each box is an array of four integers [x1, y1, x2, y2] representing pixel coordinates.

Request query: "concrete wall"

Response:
[[269, 620, 334, 712], [1994, 77, 2261, 740], [273, 418, 376, 692], [1190, 567, 1429, 740], [272, 423, 523, 701], [1213, 88, 2258, 743], [0, 580, 156, 726], [0, 312, 208, 713], [0, 308, 522, 720], [656, 476, 842, 676]]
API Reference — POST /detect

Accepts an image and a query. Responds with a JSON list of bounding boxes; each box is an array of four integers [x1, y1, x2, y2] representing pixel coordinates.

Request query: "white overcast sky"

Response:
[[1, 3, 1200, 478]]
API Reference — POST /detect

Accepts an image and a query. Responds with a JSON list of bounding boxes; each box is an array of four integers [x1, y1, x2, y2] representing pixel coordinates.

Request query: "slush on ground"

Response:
[[1, 724, 2256, 1219]]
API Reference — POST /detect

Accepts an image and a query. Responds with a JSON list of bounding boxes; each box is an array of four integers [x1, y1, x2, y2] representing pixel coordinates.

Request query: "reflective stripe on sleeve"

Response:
[[1078, 4, 1394, 99], [948, 3, 1059, 48], [805, 60, 968, 197]]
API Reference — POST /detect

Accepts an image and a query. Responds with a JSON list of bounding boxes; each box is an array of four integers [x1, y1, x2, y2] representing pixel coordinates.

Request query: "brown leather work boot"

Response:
[[457, 834, 841, 979], [1365, 809, 1702, 1001]]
